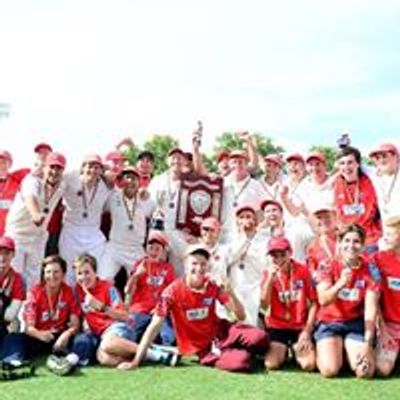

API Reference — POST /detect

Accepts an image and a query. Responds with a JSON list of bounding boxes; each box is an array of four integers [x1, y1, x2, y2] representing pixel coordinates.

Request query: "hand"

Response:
[[293, 330, 313, 355], [117, 137, 134, 149], [82, 287, 105, 312], [279, 185, 289, 199], [267, 261, 279, 278], [53, 331, 70, 353], [117, 359, 139, 371], [39, 330, 55, 343], [338, 267, 352, 288], [355, 342, 374, 376], [135, 259, 148, 276], [220, 276, 233, 295], [236, 131, 250, 141], [32, 212, 45, 227]]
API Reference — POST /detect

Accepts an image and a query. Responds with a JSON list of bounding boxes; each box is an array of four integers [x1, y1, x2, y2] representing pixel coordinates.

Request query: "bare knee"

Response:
[[318, 364, 341, 378]]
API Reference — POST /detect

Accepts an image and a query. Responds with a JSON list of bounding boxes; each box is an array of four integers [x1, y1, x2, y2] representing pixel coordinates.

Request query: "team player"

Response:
[[368, 142, 400, 223], [98, 166, 154, 282], [59, 154, 112, 284], [125, 231, 176, 345], [119, 244, 270, 373], [314, 224, 379, 378], [0, 255, 81, 376], [373, 216, 400, 376], [0, 236, 25, 348], [259, 154, 284, 202], [333, 146, 382, 252], [5, 153, 66, 289], [261, 237, 317, 371]]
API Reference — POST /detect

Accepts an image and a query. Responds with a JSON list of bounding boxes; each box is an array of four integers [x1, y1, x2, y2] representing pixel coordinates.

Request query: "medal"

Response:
[[233, 201, 238, 208], [169, 202, 175, 209], [239, 263, 245, 270], [43, 207, 49, 214], [122, 193, 136, 230], [82, 211, 88, 218], [128, 224, 133, 230], [284, 309, 291, 321], [80, 181, 99, 221]]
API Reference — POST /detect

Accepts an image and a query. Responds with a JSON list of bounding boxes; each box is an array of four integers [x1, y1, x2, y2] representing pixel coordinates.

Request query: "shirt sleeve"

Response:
[[20, 175, 40, 199], [11, 273, 26, 301], [154, 284, 174, 318]]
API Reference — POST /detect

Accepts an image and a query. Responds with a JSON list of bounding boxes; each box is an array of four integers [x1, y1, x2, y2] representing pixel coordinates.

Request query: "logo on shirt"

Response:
[[354, 279, 366, 289], [186, 307, 209, 321], [293, 280, 304, 290], [278, 289, 300, 303], [203, 297, 214, 306], [147, 276, 165, 286], [388, 277, 400, 291], [338, 288, 359, 301]]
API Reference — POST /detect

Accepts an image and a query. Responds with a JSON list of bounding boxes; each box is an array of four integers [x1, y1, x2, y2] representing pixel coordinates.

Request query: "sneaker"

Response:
[[46, 355, 75, 376], [164, 352, 180, 367]]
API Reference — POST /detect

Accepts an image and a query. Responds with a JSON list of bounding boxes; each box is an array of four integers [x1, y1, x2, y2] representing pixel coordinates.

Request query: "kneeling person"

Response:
[[261, 237, 317, 371]]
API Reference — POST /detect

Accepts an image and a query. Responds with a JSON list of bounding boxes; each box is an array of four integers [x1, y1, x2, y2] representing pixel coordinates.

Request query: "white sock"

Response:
[[66, 353, 79, 366]]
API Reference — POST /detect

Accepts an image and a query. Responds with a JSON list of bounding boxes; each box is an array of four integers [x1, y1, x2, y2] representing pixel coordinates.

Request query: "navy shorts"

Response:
[[268, 328, 301, 346], [314, 318, 364, 343]]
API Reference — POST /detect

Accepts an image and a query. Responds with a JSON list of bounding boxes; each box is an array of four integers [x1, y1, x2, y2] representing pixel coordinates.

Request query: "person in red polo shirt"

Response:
[[119, 244, 269, 372], [125, 231, 176, 345], [261, 237, 317, 371], [333, 146, 382, 252], [1, 255, 82, 375], [0, 236, 25, 345], [314, 224, 379, 378], [373, 215, 400, 376]]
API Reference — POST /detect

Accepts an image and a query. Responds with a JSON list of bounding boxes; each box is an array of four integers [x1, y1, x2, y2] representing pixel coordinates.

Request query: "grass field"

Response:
[[2, 357, 400, 400]]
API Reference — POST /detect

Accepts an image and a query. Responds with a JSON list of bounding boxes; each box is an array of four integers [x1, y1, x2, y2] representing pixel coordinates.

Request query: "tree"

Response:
[[143, 134, 179, 175]]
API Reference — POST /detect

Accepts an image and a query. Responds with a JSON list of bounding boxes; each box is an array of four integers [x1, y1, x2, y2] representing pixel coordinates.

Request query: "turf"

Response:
[[1, 358, 399, 400]]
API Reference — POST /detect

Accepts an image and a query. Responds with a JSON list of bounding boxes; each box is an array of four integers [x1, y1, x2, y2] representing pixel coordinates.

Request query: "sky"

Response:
[[0, 0, 399, 169]]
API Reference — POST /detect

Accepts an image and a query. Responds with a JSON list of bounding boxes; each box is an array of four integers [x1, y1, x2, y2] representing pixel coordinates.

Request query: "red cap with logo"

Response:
[[306, 151, 326, 164], [46, 152, 66, 169], [235, 203, 257, 217], [286, 153, 305, 164], [229, 150, 249, 161], [217, 150, 230, 163], [82, 153, 103, 166], [264, 154, 283, 167], [267, 236, 292, 254], [369, 143, 399, 158], [0, 236, 15, 251], [147, 231, 169, 248], [34, 142, 53, 154], [105, 151, 126, 162], [119, 165, 140, 179]]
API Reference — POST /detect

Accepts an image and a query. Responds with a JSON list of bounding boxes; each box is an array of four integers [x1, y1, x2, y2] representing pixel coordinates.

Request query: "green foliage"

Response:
[[253, 132, 284, 157], [309, 145, 337, 172], [122, 143, 141, 166], [143, 134, 179, 175]]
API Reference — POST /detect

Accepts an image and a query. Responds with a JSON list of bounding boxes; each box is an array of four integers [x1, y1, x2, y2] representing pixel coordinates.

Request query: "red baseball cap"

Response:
[[216, 150, 230, 163], [306, 151, 326, 164], [34, 142, 53, 154], [264, 154, 283, 167], [119, 165, 140, 179], [82, 153, 103, 167], [235, 203, 257, 217], [229, 150, 249, 161], [105, 151, 126, 163], [201, 217, 221, 231], [0, 150, 12, 164], [369, 143, 399, 158], [260, 199, 283, 212], [286, 153, 305, 164], [0, 236, 15, 251], [267, 236, 292, 254], [147, 231, 169, 248], [167, 147, 185, 158], [46, 152, 66, 169]]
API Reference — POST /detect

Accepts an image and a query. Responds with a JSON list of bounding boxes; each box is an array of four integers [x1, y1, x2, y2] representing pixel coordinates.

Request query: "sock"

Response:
[[66, 353, 79, 366]]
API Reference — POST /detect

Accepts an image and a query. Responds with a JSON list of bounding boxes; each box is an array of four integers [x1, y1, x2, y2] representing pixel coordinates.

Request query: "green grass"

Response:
[[2, 358, 400, 400]]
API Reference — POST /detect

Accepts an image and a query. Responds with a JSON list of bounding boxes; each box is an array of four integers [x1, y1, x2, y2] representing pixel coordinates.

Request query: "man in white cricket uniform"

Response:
[[5, 153, 66, 289], [259, 154, 284, 202], [59, 154, 112, 284], [98, 166, 155, 281]]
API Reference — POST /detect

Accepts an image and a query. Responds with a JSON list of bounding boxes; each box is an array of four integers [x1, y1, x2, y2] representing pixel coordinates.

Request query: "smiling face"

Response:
[[237, 209, 257, 232], [0, 248, 13, 274], [44, 164, 64, 187], [339, 231, 364, 264], [146, 241, 165, 261], [371, 151, 398, 175], [43, 262, 65, 290], [121, 171, 139, 193], [200, 225, 220, 246], [229, 157, 248, 180], [263, 204, 283, 227], [313, 209, 337, 235], [287, 160, 306, 181], [263, 160, 281, 182], [338, 154, 359, 182], [75, 261, 97, 290], [185, 253, 209, 289], [384, 225, 400, 251], [268, 249, 291, 269], [136, 157, 154, 176], [167, 153, 184, 176], [306, 159, 326, 181], [82, 161, 103, 182]]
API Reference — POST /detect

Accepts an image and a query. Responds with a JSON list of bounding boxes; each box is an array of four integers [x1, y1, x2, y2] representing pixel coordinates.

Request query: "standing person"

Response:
[[258, 199, 314, 264], [306, 201, 338, 277], [314, 224, 379, 378], [125, 231, 176, 346], [98, 166, 154, 283], [224, 204, 266, 326], [119, 245, 270, 373], [136, 150, 155, 189], [216, 151, 231, 178], [333, 146, 382, 252], [0, 150, 27, 236], [368, 142, 400, 221], [1, 255, 81, 376], [59, 154, 112, 284], [261, 237, 317, 371], [104, 151, 127, 185], [0, 236, 25, 347], [259, 154, 284, 202], [373, 215, 400, 377], [5, 153, 66, 289]]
